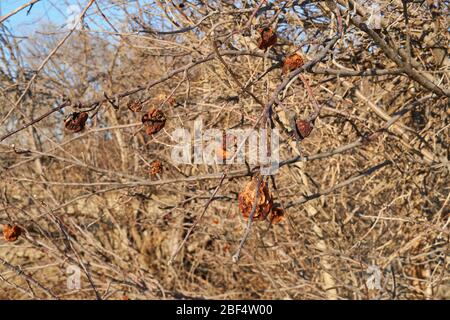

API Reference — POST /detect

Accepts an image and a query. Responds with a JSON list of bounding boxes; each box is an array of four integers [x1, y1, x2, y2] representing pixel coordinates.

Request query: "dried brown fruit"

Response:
[[142, 108, 166, 135], [282, 52, 304, 74], [3, 224, 22, 242], [238, 175, 274, 221], [65, 112, 88, 132], [268, 207, 285, 224], [258, 27, 277, 50], [295, 119, 313, 139], [127, 100, 143, 112], [149, 160, 162, 175], [238, 175, 286, 223]]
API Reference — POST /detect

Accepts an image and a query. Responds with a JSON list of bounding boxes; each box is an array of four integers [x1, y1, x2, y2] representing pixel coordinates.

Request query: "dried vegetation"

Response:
[[0, 0, 448, 300]]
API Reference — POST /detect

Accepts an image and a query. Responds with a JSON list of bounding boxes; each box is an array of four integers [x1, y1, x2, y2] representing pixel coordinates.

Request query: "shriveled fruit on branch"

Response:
[[258, 27, 277, 50], [127, 100, 143, 112], [142, 108, 166, 135], [282, 52, 304, 74], [268, 207, 285, 224], [238, 176, 286, 223], [65, 112, 88, 132], [294, 118, 313, 139], [238, 176, 274, 221], [3, 224, 22, 242], [149, 160, 162, 175]]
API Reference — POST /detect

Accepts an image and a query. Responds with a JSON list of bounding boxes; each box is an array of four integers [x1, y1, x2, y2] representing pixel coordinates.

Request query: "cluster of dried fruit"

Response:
[[256, 28, 305, 74], [65, 112, 88, 132], [282, 52, 304, 75], [142, 108, 166, 135], [258, 27, 277, 50], [128, 99, 167, 135], [149, 160, 163, 175], [238, 175, 285, 224], [3, 224, 22, 242]]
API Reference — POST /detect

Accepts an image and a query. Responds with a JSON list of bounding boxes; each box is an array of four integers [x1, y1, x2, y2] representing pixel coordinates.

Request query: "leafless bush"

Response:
[[0, 0, 448, 300]]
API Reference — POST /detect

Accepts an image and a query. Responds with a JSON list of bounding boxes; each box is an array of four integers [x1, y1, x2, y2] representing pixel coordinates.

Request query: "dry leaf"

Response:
[[238, 175, 286, 223], [295, 119, 313, 139], [3, 224, 22, 242], [258, 27, 277, 50], [282, 52, 304, 74], [149, 160, 162, 175], [65, 112, 88, 132], [268, 207, 285, 224], [142, 108, 166, 135], [238, 176, 273, 221]]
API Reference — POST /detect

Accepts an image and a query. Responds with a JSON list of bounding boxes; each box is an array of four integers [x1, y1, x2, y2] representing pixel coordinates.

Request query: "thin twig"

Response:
[[2, 0, 96, 124], [0, 0, 41, 25], [0, 257, 59, 299]]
